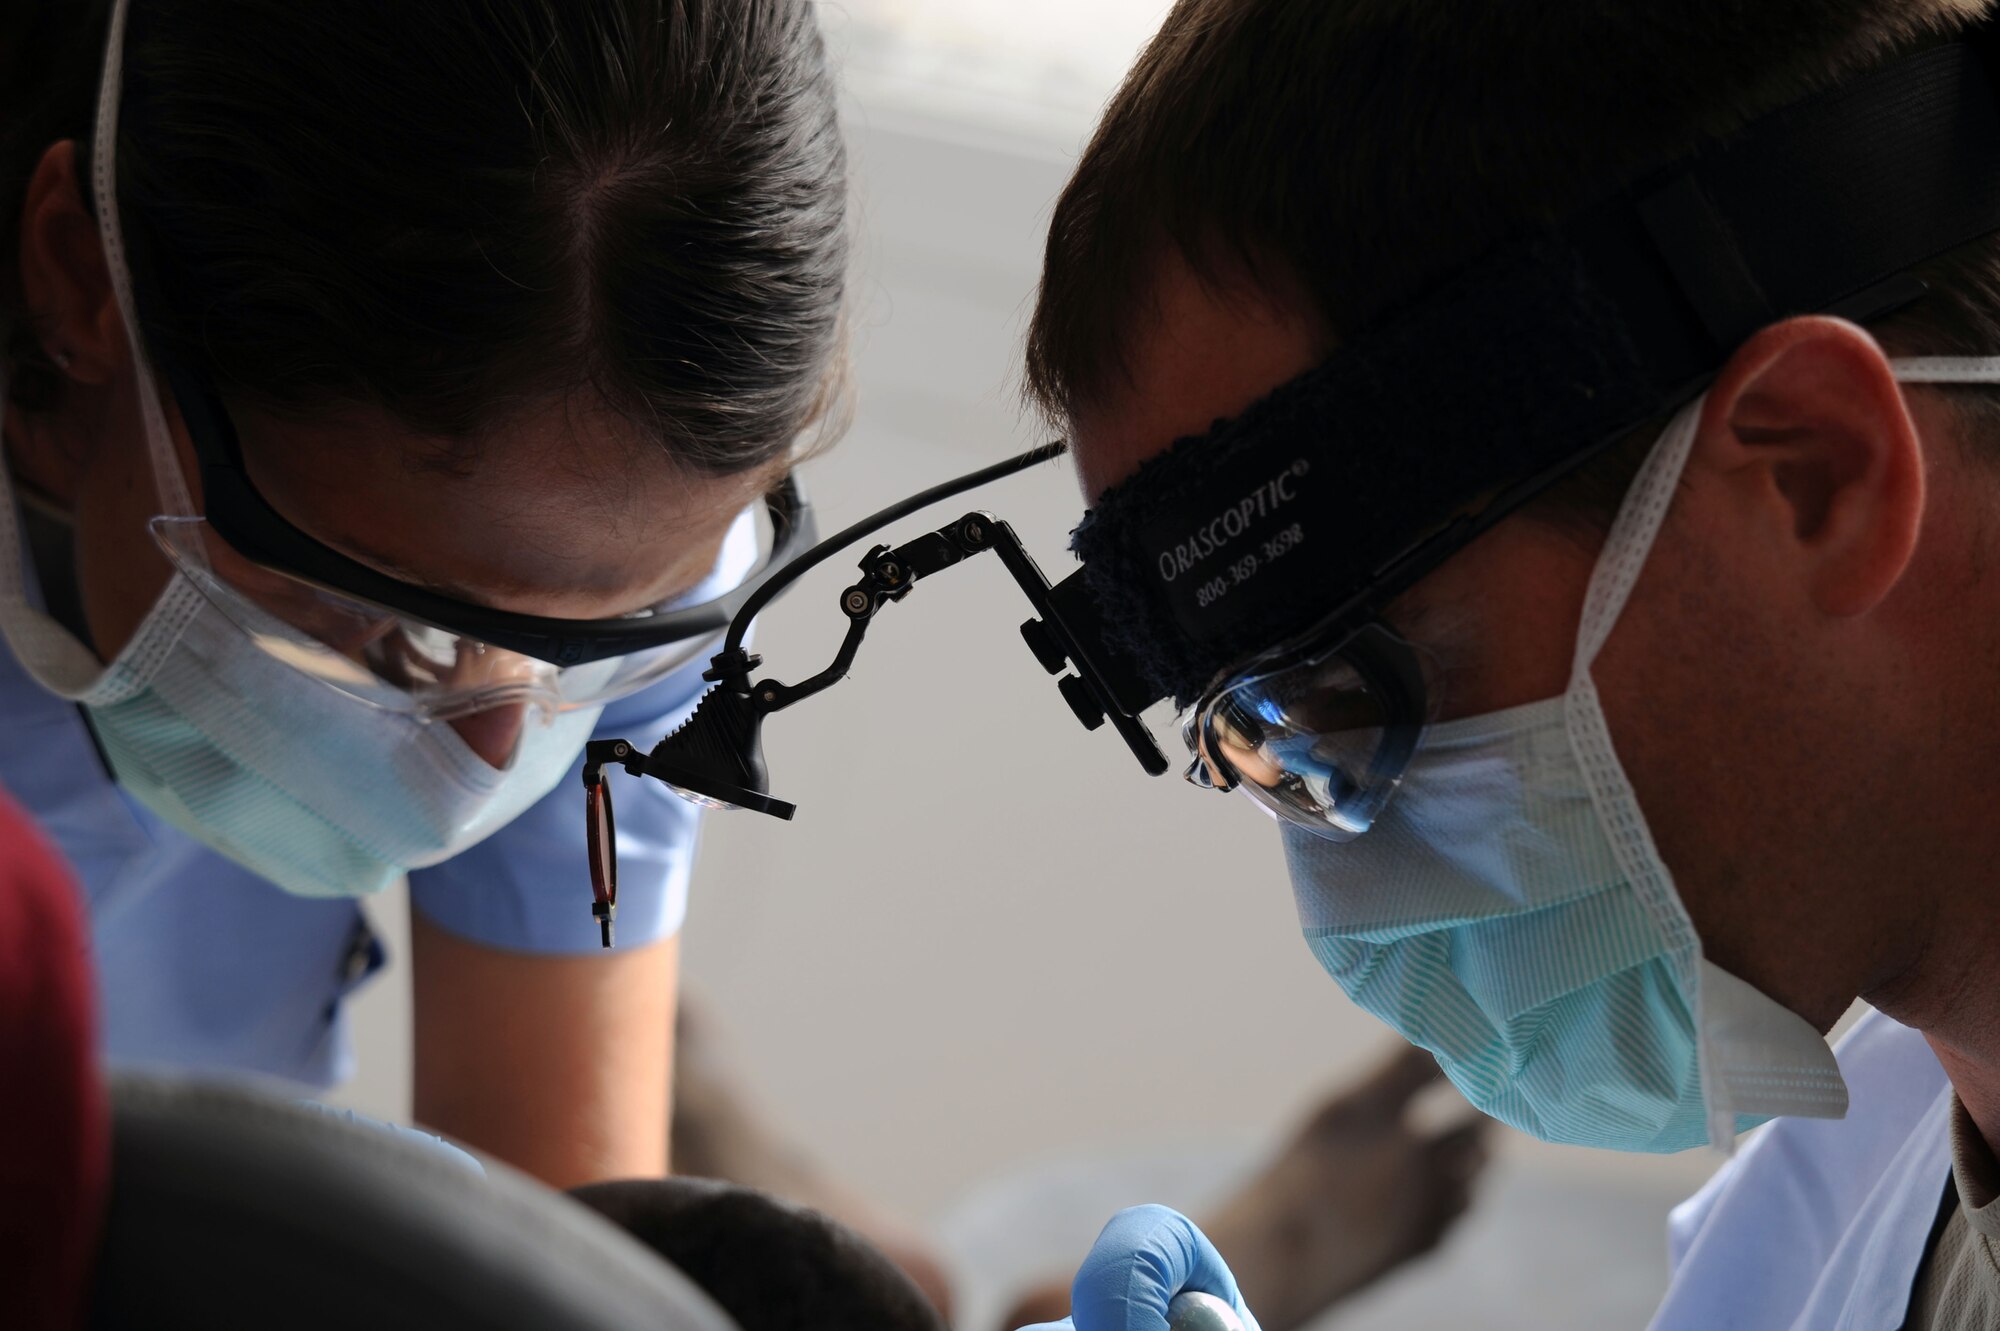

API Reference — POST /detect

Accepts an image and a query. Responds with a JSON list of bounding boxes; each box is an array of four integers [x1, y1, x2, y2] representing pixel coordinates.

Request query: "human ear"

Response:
[[16, 141, 124, 387], [1695, 316, 1923, 618]]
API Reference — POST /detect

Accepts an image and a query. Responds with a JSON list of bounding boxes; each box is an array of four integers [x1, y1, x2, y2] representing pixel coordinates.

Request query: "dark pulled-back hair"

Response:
[[1027, 0, 2000, 523], [569, 1178, 945, 1331], [2, 0, 848, 474]]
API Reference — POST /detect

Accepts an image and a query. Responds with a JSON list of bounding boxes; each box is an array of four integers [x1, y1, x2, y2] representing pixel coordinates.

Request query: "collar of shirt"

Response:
[[1949, 1095, 2000, 1243]]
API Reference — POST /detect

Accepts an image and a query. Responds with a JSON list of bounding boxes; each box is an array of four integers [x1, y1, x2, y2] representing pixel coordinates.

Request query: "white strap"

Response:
[[1570, 352, 2000, 676], [0, 428, 198, 704], [1557, 352, 1999, 1146], [0, 0, 205, 704], [1887, 355, 2000, 383], [1570, 399, 1704, 675], [92, 0, 197, 524]]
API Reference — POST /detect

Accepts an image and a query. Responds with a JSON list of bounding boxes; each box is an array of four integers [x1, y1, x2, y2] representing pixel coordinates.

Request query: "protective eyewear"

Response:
[[157, 365, 817, 720], [1183, 621, 1433, 839]]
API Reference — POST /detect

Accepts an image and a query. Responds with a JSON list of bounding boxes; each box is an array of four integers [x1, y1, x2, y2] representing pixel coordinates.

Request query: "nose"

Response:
[[448, 702, 530, 770]]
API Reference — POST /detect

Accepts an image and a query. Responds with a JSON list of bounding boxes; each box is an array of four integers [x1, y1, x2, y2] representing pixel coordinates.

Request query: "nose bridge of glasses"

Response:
[[446, 697, 532, 770], [437, 635, 549, 687], [351, 616, 564, 713]]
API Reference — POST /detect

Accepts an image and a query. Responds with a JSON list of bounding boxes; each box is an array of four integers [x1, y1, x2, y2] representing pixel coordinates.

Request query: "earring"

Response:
[[47, 347, 72, 371]]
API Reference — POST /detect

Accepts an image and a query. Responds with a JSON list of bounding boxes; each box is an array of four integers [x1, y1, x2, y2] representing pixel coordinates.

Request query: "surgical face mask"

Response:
[[0, 4, 602, 897], [0, 423, 606, 898], [1280, 356, 2000, 1152]]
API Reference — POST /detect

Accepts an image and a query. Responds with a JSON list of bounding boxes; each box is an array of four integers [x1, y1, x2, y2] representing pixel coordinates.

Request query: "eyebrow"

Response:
[[328, 529, 716, 619], [314, 531, 566, 610]]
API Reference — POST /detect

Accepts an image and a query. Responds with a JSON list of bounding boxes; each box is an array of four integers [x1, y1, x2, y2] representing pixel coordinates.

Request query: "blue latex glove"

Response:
[[1018, 1204, 1262, 1331]]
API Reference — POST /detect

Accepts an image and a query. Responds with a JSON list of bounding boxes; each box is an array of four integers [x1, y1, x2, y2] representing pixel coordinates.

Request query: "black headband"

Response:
[[1067, 32, 2000, 709]]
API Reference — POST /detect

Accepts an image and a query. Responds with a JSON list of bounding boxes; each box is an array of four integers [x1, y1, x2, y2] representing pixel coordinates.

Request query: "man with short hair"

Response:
[[1017, 2, 2000, 1327]]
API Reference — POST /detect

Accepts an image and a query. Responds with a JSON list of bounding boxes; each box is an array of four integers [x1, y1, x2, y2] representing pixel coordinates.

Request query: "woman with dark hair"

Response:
[[0, 0, 846, 1190]]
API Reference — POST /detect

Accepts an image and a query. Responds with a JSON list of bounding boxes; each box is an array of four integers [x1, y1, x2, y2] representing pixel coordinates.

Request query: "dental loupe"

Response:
[[579, 442, 1169, 946]]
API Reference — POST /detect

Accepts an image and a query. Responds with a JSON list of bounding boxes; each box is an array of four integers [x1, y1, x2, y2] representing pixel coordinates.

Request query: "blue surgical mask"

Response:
[[1280, 386, 1893, 1153], [0, 414, 605, 900], [1284, 695, 1813, 1152]]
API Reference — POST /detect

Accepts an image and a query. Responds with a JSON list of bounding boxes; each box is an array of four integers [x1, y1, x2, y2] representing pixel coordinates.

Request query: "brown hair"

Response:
[[3, 0, 848, 475], [1026, 0, 2000, 527], [569, 1178, 945, 1331]]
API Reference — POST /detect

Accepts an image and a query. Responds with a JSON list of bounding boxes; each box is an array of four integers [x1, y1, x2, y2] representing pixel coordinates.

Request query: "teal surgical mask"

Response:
[[1283, 691, 1843, 1152], [0, 394, 605, 899], [1277, 363, 2000, 1151]]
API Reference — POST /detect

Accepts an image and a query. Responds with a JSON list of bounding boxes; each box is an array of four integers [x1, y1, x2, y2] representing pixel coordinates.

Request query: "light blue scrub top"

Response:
[[0, 512, 753, 1089]]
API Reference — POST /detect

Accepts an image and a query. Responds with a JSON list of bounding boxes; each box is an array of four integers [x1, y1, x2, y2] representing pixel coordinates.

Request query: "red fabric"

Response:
[[0, 789, 106, 1329]]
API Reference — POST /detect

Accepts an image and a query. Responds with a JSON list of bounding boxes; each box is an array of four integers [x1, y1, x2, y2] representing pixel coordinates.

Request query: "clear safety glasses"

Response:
[[147, 364, 817, 723], [1183, 620, 1435, 840], [150, 514, 752, 722]]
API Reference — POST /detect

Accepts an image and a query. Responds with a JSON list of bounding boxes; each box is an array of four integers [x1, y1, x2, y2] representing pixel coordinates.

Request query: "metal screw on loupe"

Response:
[[842, 587, 871, 617]]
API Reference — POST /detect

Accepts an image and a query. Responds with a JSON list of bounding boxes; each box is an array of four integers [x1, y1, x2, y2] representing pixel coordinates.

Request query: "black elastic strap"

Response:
[[1074, 32, 2000, 709], [1583, 38, 2000, 385], [1636, 175, 1776, 353]]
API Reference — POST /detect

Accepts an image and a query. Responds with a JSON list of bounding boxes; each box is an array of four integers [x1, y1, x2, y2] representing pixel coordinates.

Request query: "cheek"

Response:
[[1411, 523, 1595, 721], [1586, 535, 1802, 936], [69, 379, 179, 659]]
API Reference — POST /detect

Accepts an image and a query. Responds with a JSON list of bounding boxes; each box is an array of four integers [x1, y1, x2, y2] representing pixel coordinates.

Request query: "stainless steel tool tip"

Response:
[[1167, 1291, 1245, 1331]]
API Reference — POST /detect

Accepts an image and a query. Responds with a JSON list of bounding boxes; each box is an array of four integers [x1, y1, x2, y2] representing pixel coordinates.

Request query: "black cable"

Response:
[[723, 440, 1068, 655]]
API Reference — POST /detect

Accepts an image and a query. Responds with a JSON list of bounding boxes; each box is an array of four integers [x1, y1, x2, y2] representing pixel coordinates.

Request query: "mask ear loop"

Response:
[[39, 0, 213, 707], [1558, 399, 1726, 1139], [1890, 355, 2000, 385], [91, 0, 199, 529], [1550, 357, 2000, 1148]]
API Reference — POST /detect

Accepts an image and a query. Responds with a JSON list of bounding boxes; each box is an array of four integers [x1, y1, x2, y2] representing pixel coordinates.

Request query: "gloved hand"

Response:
[[1017, 1204, 1262, 1331]]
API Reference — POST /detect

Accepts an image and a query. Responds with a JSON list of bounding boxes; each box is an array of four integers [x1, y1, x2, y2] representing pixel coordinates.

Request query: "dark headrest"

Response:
[[90, 1074, 741, 1331]]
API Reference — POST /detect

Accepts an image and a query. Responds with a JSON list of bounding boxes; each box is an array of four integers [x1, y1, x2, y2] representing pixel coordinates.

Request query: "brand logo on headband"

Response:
[[1155, 460, 1311, 584]]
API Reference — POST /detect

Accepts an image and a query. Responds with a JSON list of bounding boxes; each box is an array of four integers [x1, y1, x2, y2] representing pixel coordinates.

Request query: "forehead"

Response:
[[1068, 252, 1330, 501], [230, 396, 772, 618]]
